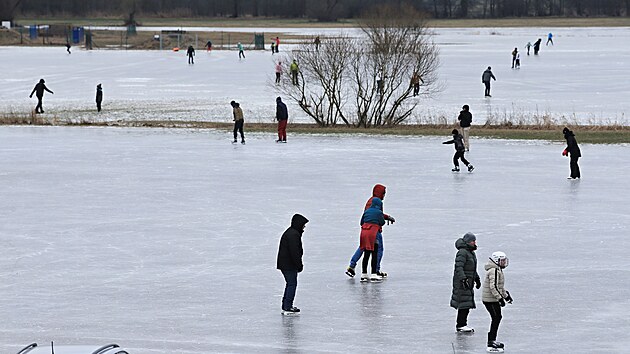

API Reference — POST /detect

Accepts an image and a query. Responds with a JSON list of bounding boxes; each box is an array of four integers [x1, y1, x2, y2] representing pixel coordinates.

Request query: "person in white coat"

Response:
[[482, 251, 513, 352]]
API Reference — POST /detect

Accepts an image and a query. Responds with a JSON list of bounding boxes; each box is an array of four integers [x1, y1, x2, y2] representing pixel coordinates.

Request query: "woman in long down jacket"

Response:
[[482, 251, 513, 352], [450, 232, 481, 332]]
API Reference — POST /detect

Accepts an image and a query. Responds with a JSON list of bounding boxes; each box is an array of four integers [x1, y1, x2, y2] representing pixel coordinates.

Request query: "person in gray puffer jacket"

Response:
[[450, 232, 481, 332], [482, 251, 513, 351]]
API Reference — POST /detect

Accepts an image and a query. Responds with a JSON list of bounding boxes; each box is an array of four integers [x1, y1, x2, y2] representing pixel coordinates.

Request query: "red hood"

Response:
[[372, 184, 386, 199]]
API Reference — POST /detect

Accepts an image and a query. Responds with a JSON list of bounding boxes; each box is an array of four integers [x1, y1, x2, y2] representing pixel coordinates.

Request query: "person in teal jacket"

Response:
[[238, 42, 245, 59]]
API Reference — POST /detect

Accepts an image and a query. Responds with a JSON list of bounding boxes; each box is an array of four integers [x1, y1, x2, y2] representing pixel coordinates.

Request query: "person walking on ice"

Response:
[[482, 251, 513, 353], [95, 84, 103, 112], [443, 129, 474, 172], [29, 78, 54, 114], [525, 41, 532, 55], [276, 97, 288, 143], [450, 232, 481, 333], [533, 38, 542, 55], [482, 66, 496, 97], [562, 127, 581, 179], [346, 184, 395, 279], [515, 53, 520, 68], [238, 42, 245, 59], [511, 48, 518, 68], [187, 45, 195, 64], [546, 32, 554, 46], [358, 197, 386, 282], [457, 105, 472, 151], [230, 100, 245, 144], [205, 40, 212, 51], [276, 214, 309, 315], [275, 61, 282, 84], [290, 59, 299, 86]]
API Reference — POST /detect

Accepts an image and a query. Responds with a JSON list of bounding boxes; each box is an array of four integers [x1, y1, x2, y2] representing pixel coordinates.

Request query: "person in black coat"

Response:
[[96, 84, 103, 112], [277, 214, 309, 314], [533, 38, 542, 55], [187, 45, 195, 64], [562, 127, 582, 179], [29, 79, 54, 114], [443, 129, 474, 172], [457, 105, 473, 151], [276, 97, 288, 143]]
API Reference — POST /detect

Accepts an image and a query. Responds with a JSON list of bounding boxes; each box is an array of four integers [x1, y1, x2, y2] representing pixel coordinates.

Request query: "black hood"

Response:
[[563, 127, 574, 137], [291, 214, 309, 232]]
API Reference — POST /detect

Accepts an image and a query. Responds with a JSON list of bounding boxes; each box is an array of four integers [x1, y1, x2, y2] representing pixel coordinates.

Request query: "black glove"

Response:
[[388, 216, 396, 223], [505, 291, 513, 304], [474, 276, 481, 289], [499, 299, 506, 307], [460, 278, 471, 290]]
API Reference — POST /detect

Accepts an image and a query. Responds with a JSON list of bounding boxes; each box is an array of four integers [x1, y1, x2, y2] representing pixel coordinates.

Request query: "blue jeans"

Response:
[[350, 232, 383, 271], [281, 270, 298, 310]]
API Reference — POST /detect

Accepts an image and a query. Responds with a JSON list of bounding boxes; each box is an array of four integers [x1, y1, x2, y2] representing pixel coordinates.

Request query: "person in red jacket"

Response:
[[346, 184, 396, 278]]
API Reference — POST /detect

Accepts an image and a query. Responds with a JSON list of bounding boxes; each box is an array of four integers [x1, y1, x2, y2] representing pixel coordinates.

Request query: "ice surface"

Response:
[[0, 126, 629, 353], [1, 27, 629, 124]]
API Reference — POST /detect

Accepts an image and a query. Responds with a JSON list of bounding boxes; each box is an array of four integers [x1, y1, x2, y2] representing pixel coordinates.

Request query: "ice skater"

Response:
[[525, 41, 532, 55], [29, 78, 54, 114], [511, 48, 518, 68], [444, 129, 474, 172], [187, 45, 195, 64], [410, 71, 423, 97], [205, 40, 212, 51], [457, 105, 472, 151], [546, 32, 554, 46], [65, 42, 71, 54], [314, 36, 321, 51], [358, 197, 386, 282], [275, 36, 280, 53], [270, 41, 276, 54], [290, 59, 299, 86], [450, 232, 481, 333], [533, 38, 542, 55], [562, 127, 582, 179], [238, 42, 245, 59], [276, 214, 309, 315], [482, 66, 496, 97], [95, 84, 103, 112], [515, 53, 520, 68], [230, 100, 245, 144], [346, 184, 395, 279], [275, 61, 282, 84], [276, 97, 288, 143], [482, 251, 513, 353]]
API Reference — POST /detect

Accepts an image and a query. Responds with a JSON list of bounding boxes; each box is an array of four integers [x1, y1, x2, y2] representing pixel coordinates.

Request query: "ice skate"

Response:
[[370, 273, 383, 282], [467, 164, 474, 172], [376, 270, 387, 278], [456, 326, 474, 333], [452, 166, 460, 172], [486, 341, 504, 352], [345, 266, 356, 278], [282, 307, 301, 316], [241, 140, 246, 145], [360, 273, 369, 282]]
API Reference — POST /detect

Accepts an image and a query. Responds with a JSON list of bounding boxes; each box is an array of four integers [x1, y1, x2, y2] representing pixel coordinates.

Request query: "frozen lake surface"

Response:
[[0, 126, 629, 353], [1, 27, 629, 125]]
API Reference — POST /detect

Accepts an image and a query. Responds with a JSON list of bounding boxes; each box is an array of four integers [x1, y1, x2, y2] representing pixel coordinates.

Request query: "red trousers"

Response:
[[277, 119, 287, 141]]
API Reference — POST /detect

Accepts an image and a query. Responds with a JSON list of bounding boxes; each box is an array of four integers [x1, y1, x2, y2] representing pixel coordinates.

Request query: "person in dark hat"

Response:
[[96, 84, 103, 112], [457, 105, 473, 151], [29, 79, 54, 114], [562, 127, 582, 179], [443, 129, 474, 172], [481, 66, 496, 97], [450, 232, 481, 333], [277, 214, 309, 315], [230, 100, 245, 144]]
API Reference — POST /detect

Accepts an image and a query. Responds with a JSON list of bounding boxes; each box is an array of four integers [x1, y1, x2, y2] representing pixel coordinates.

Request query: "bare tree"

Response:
[[273, 4, 440, 128]]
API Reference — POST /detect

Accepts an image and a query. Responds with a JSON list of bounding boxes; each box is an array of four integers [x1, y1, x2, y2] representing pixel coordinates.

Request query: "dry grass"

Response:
[[2, 115, 627, 144]]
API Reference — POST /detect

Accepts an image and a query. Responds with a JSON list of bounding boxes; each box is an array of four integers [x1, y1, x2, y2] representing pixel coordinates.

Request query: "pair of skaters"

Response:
[[451, 233, 514, 353], [345, 184, 396, 282]]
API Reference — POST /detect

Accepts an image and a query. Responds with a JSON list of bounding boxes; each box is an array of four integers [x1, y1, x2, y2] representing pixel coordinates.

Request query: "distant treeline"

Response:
[[6, 0, 630, 21]]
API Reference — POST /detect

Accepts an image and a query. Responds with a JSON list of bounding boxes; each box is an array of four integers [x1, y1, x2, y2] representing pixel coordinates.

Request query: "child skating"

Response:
[[482, 251, 513, 352], [443, 129, 474, 172]]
